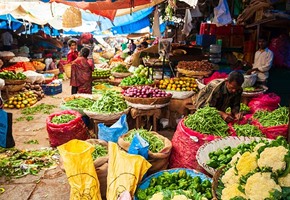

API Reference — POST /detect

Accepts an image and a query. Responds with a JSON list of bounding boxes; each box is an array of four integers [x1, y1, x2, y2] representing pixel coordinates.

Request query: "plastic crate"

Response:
[[199, 23, 217, 35], [196, 34, 216, 47], [42, 83, 62, 95]]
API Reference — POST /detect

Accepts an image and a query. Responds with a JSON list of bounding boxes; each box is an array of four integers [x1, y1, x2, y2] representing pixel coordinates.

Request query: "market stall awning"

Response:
[[50, 0, 152, 20]]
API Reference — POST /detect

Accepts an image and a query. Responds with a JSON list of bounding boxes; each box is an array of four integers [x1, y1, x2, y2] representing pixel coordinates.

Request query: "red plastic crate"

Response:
[[215, 25, 231, 35], [199, 23, 217, 35]]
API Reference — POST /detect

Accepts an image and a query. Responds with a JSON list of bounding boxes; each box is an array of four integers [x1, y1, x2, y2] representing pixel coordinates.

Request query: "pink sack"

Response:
[[252, 119, 288, 139], [169, 119, 219, 174], [248, 93, 280, 113]]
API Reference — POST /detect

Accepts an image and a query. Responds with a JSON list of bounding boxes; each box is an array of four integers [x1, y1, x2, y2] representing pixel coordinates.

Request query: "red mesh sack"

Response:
[[169, 119, 219, 174], [46, 110, 88, 147], [251, 119, 288, 139], [248, 93, 280, 113]]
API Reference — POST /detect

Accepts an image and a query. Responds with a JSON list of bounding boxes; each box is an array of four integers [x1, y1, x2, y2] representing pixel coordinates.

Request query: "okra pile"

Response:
[[184, 106, 229, 136]]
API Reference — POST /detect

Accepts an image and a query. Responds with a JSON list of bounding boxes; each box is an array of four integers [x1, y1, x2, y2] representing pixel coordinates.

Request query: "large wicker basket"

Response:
[[111, 72, 132, 78], [84, 107, 130, 121], [63, 64, 71, 78], [4, 79, 26, 85], [119, 83, 155, 90], [123, 94, 172, 105], [177, 68, 213, 77], [45, 69, 59, 76], [4, 83, 25, 92], [212, 167, 225, 200]]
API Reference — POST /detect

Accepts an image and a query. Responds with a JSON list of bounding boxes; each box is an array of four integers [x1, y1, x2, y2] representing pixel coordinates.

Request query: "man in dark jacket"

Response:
[[194, 71, 244, 122]]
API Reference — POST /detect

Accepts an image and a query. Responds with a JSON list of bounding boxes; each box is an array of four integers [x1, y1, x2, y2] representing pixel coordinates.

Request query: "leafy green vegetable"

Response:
[[21, 103, 56, 115], [51, 114, 76, 124], [0, 147, 58, 179], [124, 128, 164, 153], [64, 97, 94, 109], [89, 90, 127, 113], [92, 144, 108, 160]]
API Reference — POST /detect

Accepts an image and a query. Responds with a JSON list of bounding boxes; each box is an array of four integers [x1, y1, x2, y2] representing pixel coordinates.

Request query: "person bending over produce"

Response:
[[194, 71, 244, 123], [70, 47, 94, 94], [245, 37, 273, 86]]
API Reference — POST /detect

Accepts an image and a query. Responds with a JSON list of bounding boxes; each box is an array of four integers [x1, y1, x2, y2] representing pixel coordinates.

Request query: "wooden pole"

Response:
[[288, 98, 290, 142]]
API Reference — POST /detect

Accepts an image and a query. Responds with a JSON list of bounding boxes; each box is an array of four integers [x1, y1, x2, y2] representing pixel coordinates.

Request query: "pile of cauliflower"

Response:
[[218, 136, 290, 200]]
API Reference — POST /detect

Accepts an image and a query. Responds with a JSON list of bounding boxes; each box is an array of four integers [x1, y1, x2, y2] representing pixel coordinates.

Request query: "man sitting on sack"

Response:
[[194, 71, 244, 123]]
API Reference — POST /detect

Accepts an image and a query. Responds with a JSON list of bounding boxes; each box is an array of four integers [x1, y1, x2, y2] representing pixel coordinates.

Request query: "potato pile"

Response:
[[21, 82, 45, 101]]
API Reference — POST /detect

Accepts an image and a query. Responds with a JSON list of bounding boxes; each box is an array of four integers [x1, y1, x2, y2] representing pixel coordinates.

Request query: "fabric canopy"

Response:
[[50, 0, 152, 20]]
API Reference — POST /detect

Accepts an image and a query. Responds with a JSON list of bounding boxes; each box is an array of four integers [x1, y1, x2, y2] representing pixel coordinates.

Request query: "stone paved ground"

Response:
[[0, 79, 175, 200]]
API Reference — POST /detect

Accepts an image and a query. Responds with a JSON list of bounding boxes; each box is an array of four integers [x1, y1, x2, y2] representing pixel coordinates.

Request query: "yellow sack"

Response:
[[58, 139, 102, 200], [107, 142, 151, 200]]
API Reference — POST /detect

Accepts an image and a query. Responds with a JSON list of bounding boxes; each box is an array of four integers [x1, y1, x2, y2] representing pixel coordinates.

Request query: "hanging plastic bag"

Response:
[[58, 139, 102, 200], [107, 142, 151, 200], [212, 0, 232, 26], [98, 114, 128, 143], [128, 133, 149, 159]]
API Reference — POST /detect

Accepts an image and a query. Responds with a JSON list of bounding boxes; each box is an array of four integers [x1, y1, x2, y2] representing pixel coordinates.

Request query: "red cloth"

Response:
[[70, 57, 94, 94], [51, 0, 151, 20], [67, 50, 78, 63]]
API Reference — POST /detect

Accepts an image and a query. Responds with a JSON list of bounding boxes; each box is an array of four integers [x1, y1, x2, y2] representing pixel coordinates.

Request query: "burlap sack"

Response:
[[118, 131, 172, 174]]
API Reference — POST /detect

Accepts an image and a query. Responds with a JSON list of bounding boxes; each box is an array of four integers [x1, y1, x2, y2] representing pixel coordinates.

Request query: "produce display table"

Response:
[[142, 58, 174, 79], [130, 107, 162, 131]]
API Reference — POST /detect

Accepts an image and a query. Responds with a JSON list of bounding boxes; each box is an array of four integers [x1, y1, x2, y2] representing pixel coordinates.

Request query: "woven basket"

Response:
[[4, 83, 25, 92], [177, 68, 213, 77], [33, 62, 46, 71], [63, 64, 71, 78], [119, 83, 155, 90], [4, 79, 26, 85], [84, 107, 130, 120], [111, 72, 131, 78], [212, 167, 225, 200], [45, 69, 59, 76], [62, 7, 82, 28], [123, 94, 172, 105]]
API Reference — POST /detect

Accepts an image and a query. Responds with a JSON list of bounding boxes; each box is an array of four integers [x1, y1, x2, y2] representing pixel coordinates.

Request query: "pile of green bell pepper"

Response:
[[136, 170, 212, 200]]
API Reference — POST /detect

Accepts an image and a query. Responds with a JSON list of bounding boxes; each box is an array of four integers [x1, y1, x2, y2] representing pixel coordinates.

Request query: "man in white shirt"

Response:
[[1, 30, 13, 51], [246, 37, 274, 85]]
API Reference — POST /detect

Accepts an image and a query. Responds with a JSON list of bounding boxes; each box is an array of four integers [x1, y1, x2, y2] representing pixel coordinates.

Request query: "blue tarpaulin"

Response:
[[111, 16, 150, 35]]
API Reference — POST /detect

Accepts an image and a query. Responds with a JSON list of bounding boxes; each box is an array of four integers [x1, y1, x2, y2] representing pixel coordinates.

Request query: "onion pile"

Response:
[[123, 86, 171, 98]]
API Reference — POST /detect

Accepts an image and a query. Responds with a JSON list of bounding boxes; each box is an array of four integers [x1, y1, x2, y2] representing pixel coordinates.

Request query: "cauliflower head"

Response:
[[171, 195, 189, 200], [221, 166, 239, 186], [149, 192, 163, 200], [245, 172, 281, 200], [253, 143, 266, 152], [221, 183, 246, 200], [229, 152, 241, 166], [236, 152, 258, 176], [257, 146, 288, 172], [278, 173, 290, 187]]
